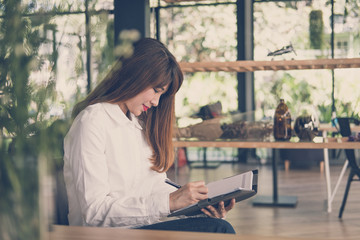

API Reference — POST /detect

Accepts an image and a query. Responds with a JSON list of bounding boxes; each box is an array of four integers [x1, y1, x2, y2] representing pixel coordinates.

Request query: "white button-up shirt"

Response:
[[63, 102, 176, 228]]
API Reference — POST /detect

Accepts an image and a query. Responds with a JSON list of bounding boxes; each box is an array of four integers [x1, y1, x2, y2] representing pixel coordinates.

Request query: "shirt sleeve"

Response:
[[66, 110, 174, 227]]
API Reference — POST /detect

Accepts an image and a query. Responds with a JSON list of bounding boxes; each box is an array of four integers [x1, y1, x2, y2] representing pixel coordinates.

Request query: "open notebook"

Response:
[[168, 170, 258, 217]]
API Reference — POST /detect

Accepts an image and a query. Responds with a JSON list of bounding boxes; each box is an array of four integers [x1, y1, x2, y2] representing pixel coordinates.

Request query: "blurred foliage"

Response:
[[309, 10, 324, 49], [0, 0, 71, 239], [0, 1, 41, 238], [0, 1, 139, 237], [270, 73, 313, 114]]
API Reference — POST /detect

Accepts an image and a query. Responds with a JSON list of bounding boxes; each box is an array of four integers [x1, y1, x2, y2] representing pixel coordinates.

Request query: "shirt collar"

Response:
[[101, 102, 143, 130]]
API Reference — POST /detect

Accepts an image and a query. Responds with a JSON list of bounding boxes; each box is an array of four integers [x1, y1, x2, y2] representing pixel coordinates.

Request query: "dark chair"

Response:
[[54, 162, 69, 225], [337, 117, 360, 218]]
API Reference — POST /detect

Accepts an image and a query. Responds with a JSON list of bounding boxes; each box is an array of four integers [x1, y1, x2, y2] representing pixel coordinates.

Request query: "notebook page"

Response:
[[206, 171, 253, 198]]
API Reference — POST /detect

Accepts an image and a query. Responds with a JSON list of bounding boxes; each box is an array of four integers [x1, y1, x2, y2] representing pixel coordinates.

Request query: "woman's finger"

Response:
[[201, 208, 213, 217], [186, 181, 208, 197], [225, 199, 236, 211], [207, 205, 218, 215], [200, 199, 235, 219], [205, 205, 222, 218], [217, 201, 227, 218]]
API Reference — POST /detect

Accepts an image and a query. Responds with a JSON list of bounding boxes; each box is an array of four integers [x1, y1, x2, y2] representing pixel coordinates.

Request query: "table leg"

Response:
[[329, 160, 348, 212], [323, 144, 332, 212], [252, 149, 297, 207], [322, 131, 349, 213]]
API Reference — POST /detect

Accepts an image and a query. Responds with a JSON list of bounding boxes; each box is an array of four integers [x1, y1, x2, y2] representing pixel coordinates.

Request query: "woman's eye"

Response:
[[153, 88, 159, 93]]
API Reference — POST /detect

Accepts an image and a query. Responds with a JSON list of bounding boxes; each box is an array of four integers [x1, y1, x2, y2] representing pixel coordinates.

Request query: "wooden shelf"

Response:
[[179, 58, 360, 73]]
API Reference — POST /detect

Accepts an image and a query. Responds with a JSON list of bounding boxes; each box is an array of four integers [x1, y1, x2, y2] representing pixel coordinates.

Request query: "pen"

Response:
[[165, 178, 181, 189]]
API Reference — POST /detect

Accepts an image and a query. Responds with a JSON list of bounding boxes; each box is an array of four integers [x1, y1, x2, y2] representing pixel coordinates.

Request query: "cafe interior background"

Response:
[[0, 0, 359, 239]]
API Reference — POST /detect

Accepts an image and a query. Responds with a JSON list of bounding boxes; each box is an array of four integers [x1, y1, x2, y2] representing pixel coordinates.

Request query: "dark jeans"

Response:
[[136, 217, 236, 234]]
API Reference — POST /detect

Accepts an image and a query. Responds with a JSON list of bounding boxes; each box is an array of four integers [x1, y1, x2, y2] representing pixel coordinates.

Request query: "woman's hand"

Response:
[[169, 181, 208, 212], [201, 199, 235, 219]]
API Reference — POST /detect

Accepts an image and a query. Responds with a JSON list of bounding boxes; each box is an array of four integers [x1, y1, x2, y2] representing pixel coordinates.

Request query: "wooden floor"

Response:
[[168, 160, 360, 240]]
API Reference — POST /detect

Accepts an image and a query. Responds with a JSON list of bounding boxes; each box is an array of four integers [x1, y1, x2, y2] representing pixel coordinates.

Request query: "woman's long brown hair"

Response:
[[72, 38, 183, 173]]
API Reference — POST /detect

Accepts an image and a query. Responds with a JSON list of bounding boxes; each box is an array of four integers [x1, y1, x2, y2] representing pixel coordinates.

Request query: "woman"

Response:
[[63, 38, 235, 233]]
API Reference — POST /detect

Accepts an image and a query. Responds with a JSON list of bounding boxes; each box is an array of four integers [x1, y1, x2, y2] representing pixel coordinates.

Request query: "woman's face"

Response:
[[119, 85, 168, 117]]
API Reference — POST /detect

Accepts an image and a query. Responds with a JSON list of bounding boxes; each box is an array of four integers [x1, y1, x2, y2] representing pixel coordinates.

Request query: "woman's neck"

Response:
[[117, 102, 132, 120]]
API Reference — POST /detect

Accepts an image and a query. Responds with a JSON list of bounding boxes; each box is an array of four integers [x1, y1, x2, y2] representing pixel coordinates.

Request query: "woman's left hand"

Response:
[[200, 199, 235, 219]]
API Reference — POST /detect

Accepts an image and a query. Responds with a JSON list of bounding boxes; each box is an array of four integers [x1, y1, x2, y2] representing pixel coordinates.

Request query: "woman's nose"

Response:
[[150, 94, 160, 107]]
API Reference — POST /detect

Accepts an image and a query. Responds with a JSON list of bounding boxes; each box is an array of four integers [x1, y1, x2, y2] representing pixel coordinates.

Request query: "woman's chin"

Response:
[[134, 111, 142, 117]]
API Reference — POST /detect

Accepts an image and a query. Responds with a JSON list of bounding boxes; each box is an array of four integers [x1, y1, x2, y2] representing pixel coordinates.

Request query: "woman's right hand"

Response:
[[169, 181, 208, 212]]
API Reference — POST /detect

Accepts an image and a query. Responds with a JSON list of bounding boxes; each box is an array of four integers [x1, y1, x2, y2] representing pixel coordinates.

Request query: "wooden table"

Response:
[[173, 137, 360, 212], [49, 225, 325, 240], [173, 138, 359, 149]]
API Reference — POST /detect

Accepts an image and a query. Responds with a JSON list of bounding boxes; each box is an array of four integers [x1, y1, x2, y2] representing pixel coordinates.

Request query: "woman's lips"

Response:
[[143, 105, 149, 111]]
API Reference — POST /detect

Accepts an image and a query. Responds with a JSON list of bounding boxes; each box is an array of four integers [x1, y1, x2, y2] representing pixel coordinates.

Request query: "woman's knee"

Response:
[[203, 218, 236, 234]]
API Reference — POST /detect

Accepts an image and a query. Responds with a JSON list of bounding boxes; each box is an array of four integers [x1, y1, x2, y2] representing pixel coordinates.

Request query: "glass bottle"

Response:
[[274, 99, 292, 141]]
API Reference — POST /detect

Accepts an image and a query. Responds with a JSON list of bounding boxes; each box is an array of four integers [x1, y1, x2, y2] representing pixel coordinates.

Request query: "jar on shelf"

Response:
[[274, 99, 292, 141], [294, 105, 320, 142]]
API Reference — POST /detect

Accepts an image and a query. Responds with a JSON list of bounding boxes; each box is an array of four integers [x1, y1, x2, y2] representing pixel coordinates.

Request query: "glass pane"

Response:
[[158, 4, 238, 121], [92, 0, 114, 11], [25, 0, 86, 12], [30, 9, 114, 118], [253, 0, 360, 122]]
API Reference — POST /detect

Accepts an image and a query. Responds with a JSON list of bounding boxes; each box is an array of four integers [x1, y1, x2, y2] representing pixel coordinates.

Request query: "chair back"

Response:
[[337, 117, 360, 177], [54, 164, 69, 225], [337, 117, 352, 137]]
